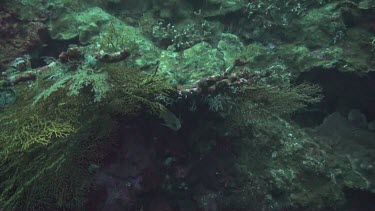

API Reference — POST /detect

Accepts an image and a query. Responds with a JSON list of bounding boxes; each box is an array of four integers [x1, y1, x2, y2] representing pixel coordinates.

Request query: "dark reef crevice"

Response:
[[293, 69, 375, 127], [343, 188, 375, 210], [32, 36, 80, 68]]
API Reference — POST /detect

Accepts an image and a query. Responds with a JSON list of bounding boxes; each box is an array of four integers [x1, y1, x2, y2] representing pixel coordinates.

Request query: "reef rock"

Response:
[[158, 42, 224, 86]]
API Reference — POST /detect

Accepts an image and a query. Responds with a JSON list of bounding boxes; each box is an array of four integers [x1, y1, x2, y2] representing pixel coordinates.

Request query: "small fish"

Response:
[[160, 108, 181, 131]]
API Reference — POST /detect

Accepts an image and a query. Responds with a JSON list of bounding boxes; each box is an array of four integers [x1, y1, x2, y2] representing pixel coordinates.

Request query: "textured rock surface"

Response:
[[159, 42, 225, 86], [49, 7, 113, 43]]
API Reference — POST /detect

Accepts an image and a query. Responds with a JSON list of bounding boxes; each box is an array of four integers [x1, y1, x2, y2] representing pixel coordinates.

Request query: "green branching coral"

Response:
[[0, 90, 87, 209], [0, 85, 80, 156], [97, 19, 139, 53], [207, 82, 322, 126], [0, 68, 111, 209], [102, 63, 174, 117], [1, 114, 76, 154], [100, 19, 126, 52], [0, 86, 116, 210], [0, 119, 116, 210], [236, 83, 323, 118], [33, 66, 110, 105], [0, 59, 174, 210]]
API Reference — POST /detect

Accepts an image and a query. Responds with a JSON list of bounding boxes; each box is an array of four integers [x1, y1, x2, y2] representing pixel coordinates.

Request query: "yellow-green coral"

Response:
[[13, 115, 75, 150], [33, 66, 110, 105], [0, 82, 95, 209], [0, 83, 83, 157], [222, 82, 323, 126], [0, 61, 174, 210], [103, 63, 174, 116]]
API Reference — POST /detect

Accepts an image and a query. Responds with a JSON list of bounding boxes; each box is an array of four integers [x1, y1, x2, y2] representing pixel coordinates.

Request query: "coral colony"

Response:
[[1, 0, 375, 210]]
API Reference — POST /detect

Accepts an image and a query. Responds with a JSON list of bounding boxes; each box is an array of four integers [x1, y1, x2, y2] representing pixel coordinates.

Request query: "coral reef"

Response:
[[1, 0, 375, 210], [0, 46, 173, 210]]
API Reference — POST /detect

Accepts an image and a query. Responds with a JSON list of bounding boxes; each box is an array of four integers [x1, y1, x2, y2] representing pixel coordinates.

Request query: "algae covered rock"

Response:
[[200, 0, 245, 17], [292, 2, 375, 74], [153, 0, 193, 19], [277, 40, 373, 76], [358, 0, 375, 9], [217, 33, 245, 70], [49, 7, 113, 43], [309, 112, 375, 192], [49, 7, 160, 69], [298, 3, 346, 48], [158, 42, 225, 86], [93, 19, 161, 69], [239, 40, 373, 80]]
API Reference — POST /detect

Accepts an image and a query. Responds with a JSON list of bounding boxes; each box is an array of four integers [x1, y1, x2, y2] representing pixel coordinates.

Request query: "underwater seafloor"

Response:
[[1, 0, 375, 210]]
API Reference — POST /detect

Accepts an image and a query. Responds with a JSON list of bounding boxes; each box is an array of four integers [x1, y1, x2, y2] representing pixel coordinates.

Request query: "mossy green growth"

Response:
[[0, 61, 173, 209], [0, 116, 116, 210], [0, 83, 95, 210], [102, 63, 174, 117], [0, 84, 81, 156], [205, 81, 323, 127], [33, 66, 110, 105]]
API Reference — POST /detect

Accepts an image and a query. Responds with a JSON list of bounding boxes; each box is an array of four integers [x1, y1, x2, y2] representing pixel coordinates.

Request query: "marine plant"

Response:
[[0, 83, 92, 209], [203, 79, 322, 126], [102, 63, 174, 116], [32, 66, 110, 104], [0, 60, 174, 210], [97, 19, 139, 53], [99, 19, 126, 52], [232, 82, 323, 122]]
